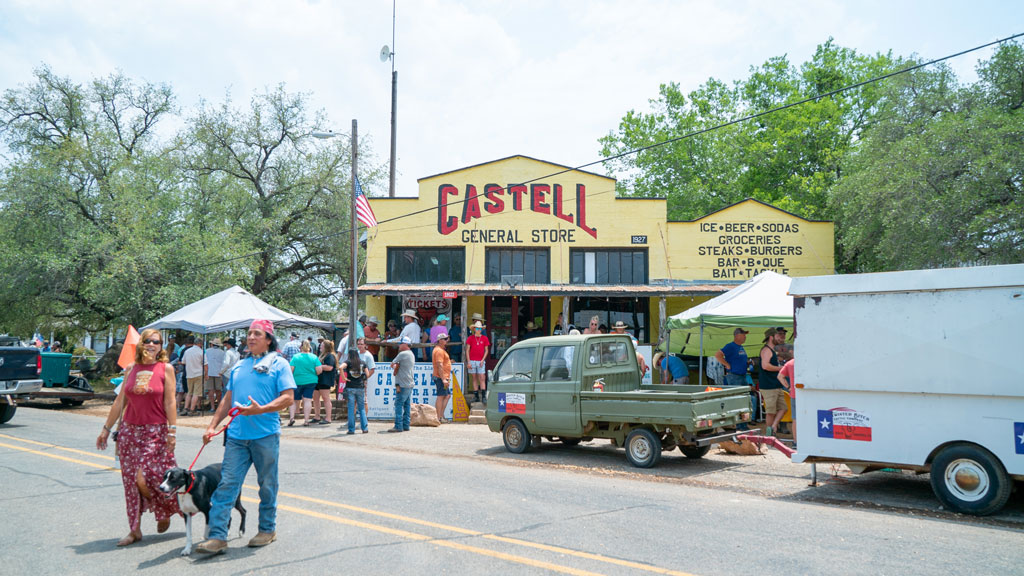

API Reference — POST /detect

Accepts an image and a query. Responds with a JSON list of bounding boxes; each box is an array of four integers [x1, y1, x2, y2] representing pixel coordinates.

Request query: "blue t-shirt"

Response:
[[720, 342, 748, 375], [661, 355, 688, 380], [226, 354, 296, 440]]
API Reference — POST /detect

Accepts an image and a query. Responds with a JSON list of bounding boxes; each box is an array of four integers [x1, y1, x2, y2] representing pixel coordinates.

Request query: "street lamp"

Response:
[[313, 122, 359, 356]]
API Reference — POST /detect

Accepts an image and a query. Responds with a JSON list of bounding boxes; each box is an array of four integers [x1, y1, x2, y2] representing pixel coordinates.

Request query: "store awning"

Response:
[[357, 282, 738, 298]]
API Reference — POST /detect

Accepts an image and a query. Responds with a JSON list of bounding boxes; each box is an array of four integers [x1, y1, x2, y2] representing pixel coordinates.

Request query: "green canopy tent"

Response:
[[664, 271, 794, 385]]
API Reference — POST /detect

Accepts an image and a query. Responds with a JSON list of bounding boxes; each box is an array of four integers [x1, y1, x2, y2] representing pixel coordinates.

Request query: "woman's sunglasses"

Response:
[[142, 339, 162, 345]]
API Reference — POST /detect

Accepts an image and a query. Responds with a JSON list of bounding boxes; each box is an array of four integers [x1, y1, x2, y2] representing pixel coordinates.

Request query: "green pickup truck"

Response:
[[485, 334, 752, 467]]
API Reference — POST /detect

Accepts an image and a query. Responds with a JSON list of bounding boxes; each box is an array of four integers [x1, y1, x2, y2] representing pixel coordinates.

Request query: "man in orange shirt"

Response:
[[363, 316, 381, 360], [432, 332, 452, 424]]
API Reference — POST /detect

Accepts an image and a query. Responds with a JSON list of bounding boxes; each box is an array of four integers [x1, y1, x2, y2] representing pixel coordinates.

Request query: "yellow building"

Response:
[[361, 155, 834, 364]]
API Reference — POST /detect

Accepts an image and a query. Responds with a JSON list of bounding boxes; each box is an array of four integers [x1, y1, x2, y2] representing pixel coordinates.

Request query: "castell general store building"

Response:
[[361, 155, 834, 367]]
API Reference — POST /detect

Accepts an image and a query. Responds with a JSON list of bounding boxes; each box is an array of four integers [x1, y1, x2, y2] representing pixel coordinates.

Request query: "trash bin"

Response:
[[40, 352, 73, 387]]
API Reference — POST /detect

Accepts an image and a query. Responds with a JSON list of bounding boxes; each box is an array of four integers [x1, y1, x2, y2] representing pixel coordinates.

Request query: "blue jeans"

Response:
[[207, 434, 280, 540], [393, 386, 412, 430], [346, 387, 367, 433]]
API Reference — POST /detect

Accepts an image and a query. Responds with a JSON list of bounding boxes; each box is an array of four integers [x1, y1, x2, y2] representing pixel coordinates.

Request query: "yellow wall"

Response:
[[366, 156, 667, 284], [667, 199, 834, 281], [366, 157, 834, 285]]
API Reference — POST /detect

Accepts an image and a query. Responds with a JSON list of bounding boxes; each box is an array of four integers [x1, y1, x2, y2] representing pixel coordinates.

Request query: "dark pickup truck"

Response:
[[0, 342, 43, 424]]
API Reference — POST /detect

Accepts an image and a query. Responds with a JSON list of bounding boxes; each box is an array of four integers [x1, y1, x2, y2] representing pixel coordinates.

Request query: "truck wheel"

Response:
[[560, 437, 582, 446], [930, 443, 1012, 516], [680, 445, 711, 459], [0, 404, 15, 424], [502, 419, 531, 454], [625, 429, 662, 468]]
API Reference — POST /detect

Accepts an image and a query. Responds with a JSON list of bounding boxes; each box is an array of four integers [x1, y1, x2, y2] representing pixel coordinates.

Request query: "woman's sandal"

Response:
[[287, 419, 295, 427], [117, 532, 142, 547]]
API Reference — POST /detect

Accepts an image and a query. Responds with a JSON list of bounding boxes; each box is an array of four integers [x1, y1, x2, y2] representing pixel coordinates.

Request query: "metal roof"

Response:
[[356, 282, 737, 298]]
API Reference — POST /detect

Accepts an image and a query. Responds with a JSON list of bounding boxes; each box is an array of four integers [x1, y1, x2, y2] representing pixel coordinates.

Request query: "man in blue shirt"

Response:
[[715, 328, 750, 387], [658, 353, 689, 384], [197, 319, 296, 554]]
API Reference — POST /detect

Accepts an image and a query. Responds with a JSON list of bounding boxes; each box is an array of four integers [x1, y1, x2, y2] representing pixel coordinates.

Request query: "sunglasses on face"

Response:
[[142, 339, 162, 345]]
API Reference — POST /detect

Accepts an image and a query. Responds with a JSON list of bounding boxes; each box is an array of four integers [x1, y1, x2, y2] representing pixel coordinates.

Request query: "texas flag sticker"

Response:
[[818, 407, 872, 442], [498, 392, 526, 414], [1015, 422, 1024, 455]]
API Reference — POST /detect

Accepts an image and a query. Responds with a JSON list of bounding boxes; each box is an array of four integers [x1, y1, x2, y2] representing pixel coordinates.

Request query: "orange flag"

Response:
[[117, 325, 141, 369]]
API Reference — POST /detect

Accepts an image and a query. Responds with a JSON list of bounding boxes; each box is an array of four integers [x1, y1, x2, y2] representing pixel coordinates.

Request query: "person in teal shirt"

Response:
[[288, 341, 321, 426]]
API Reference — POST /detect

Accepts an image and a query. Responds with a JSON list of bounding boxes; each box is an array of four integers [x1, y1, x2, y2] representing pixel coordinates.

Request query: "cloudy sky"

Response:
[[1, 1, 1020, 195]]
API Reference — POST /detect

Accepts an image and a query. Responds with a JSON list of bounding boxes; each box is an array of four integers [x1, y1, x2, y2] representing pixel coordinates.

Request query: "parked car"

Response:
[[486, 333, 751, 467]]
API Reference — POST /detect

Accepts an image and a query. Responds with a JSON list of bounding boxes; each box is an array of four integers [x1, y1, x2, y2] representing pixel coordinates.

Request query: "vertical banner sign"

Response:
[[367, 363, 465, 420], [450, 372, 470, 422]]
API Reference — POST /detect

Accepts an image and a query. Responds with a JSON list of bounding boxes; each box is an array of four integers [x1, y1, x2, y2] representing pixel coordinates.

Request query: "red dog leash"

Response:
[[186, 406, 243, 473]]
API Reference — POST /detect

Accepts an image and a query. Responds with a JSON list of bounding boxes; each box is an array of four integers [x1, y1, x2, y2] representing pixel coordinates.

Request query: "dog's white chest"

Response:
[[177, 493, 200, 515]]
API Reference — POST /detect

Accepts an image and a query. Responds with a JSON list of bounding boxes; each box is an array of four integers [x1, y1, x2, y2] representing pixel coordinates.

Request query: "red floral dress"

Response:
[[118, 363, 180, 531]]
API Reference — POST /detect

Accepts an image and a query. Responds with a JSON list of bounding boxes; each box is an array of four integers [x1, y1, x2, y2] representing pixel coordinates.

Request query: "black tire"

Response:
[[0, 403, 15, 424], [930, 443, 1012, 516], [60, 398, 85, 407], [502, 419, 531, 454], [560, 437, 582, 446], [680, 445, 711, 459], [625, 428, 662, 468]]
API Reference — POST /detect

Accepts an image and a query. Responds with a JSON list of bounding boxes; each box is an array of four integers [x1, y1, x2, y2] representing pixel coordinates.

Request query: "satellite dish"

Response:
[[379, 45, 391, 62]]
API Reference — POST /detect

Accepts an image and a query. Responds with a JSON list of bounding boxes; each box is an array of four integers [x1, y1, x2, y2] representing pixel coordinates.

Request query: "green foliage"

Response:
[[0, 68, 384, 336], [601, 39, 1024, 272]]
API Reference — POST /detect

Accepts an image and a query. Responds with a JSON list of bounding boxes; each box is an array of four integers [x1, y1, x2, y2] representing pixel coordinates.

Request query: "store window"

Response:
[[570, 249, 647, 285], [485, 248, 550, 284], [572, 297, 650, 344], [387, 248, 465, 283]]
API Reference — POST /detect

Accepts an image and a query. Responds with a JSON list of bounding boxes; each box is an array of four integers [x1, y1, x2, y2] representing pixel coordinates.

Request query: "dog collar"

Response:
[[184, 472, 196, 495]]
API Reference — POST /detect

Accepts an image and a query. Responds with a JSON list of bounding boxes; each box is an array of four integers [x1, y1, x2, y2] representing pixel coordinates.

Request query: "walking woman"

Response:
[[288, 340, 321, 426], [96, 328, 180, 546], [311, 340, 337, 425]]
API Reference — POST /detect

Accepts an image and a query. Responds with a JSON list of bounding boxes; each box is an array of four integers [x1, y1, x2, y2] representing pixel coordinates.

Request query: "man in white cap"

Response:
[[388, 309, 422, 360], [388, 336, 415, 432]]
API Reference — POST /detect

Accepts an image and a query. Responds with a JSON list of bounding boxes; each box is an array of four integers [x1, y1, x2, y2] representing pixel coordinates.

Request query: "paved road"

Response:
[[2, 407, 1023, 575]]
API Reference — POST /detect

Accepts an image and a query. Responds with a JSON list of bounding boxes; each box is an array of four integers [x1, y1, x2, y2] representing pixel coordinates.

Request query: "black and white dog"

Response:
[[158, 464, 247, 555]]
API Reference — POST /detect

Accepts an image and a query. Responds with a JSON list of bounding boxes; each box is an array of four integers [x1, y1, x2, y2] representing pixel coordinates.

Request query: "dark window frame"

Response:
[[568, 248, 648, 285], [485, 248, 551, 284], [386, 247, 466, 283]]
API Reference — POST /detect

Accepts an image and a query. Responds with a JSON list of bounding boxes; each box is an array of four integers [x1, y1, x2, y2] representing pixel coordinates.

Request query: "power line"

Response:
[[194, 31, 1023, 272]]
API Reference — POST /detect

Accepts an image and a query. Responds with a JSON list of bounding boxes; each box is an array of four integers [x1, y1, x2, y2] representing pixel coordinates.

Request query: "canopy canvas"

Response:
[[664, 271, 794, 360], [142, 285, 336, 334]]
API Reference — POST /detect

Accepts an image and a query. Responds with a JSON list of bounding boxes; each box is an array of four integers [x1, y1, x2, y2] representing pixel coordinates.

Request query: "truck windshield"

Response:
[[495, 347, 535, 382]]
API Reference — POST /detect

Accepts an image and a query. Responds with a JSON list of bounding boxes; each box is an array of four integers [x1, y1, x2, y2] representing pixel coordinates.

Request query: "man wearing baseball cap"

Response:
[[432, 332, 452, 423], [388, 336, 415, 432], [715, 328, 750, 387], [198, 319, 296, 554]]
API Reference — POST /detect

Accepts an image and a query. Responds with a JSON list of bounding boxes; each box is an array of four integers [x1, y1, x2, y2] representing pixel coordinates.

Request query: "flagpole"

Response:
[[350, 119, 359, 358]]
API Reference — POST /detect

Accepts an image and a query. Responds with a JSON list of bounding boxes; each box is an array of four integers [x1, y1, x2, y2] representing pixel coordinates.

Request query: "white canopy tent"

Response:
[[664, 271, 794, 384], [142, 285, 336, 334]]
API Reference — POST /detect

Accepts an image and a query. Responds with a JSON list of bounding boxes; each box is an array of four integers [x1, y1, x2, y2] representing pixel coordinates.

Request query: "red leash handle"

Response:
[[187, 406, 243, 471]]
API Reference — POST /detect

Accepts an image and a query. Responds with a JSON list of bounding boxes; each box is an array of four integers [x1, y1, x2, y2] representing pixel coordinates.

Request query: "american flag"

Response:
[[354, 177, 378, 228]]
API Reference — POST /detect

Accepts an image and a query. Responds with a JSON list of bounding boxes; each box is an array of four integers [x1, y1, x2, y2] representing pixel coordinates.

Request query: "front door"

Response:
[[533, 343, 582, 435]]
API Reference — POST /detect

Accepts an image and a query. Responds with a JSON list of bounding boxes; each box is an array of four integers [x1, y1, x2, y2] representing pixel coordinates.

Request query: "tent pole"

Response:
[[698, 321, 704, 386]]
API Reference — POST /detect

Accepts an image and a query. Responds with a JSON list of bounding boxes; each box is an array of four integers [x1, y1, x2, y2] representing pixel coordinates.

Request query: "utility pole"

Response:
[[350, 119, 359, 356]]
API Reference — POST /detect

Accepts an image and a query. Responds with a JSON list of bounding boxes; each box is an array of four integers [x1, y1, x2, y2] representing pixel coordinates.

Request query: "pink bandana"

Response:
[[249, 319, 275, 335]]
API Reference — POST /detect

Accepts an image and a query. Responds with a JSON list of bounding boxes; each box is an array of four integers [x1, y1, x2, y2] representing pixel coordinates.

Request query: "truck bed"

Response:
[[579, 385, 750, 429]]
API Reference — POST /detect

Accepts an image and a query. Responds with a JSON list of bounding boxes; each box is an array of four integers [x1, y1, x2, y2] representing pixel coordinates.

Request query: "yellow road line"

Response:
[[247, 485, 698, 576], [0, 433, 117, 462], [1, 433, 696, 576], [0, 441, 118, 471], [244, 496, 607, 576]]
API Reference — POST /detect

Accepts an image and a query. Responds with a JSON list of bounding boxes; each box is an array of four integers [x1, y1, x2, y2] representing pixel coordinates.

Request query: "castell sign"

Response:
[[436, 182, 598, 240]]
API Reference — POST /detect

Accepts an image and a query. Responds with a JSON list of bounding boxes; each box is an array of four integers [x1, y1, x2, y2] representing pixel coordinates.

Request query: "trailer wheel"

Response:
[[680, 445, 711, 459], [0, 403, 16, 424], [625, 428, 662, 468], [930, 443, 1012, 516], [60, 398, 85, 407], [502, 419, 531, 454], [560, 437, 582, 446]]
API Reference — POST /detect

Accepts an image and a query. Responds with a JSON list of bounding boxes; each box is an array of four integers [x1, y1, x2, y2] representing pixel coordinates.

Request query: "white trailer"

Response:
[[789, 263, 1024, 515]]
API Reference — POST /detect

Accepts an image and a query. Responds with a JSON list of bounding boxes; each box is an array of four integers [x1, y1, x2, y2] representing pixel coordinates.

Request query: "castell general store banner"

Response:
[[366, 363, 465, 421]]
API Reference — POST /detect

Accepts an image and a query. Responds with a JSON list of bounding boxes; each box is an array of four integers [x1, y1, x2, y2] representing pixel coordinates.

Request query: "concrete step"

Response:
[[467, 415, 488, 425]]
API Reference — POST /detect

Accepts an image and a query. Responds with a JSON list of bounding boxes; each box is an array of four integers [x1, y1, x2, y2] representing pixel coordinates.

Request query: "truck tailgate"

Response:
[[579, 386, 750, 428], [0, 347, 40, 381]]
